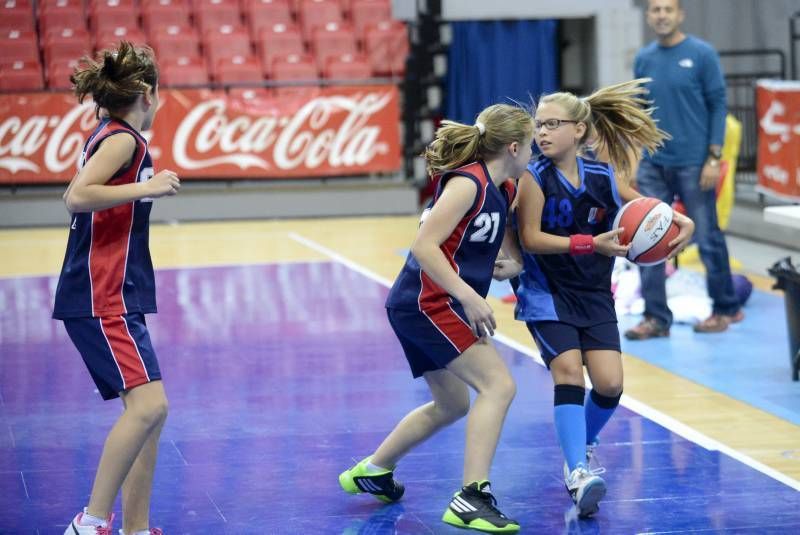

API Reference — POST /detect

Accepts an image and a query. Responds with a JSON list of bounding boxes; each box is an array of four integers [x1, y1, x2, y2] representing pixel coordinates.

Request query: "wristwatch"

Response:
[[708, 147, 722, 160]]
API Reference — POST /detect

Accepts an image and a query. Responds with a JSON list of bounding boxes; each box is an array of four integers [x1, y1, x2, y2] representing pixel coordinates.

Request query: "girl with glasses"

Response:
[[511, 79, 694, 517]]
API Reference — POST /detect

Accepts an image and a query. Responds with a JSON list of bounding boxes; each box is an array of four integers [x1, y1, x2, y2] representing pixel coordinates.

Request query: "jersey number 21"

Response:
[[470, 212, 500, 243]]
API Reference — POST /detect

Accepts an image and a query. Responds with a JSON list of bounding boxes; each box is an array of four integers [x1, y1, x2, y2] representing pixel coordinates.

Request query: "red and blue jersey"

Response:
[[53, 118, 156, 319], [515, 156, 623, 326], [385, 161, 516, 313]]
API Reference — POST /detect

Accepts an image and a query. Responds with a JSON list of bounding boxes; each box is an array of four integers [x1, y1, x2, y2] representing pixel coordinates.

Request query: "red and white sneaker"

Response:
[[118, 529, 163, 535], [64, 511, 114, 535]]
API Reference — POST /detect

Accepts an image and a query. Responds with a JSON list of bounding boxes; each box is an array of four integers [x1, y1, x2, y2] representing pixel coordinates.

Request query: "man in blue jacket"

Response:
[[626, 0, 743, 339]]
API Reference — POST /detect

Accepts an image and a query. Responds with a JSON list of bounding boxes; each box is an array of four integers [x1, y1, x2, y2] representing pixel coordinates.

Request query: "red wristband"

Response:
[[569, 234, 595, 255]]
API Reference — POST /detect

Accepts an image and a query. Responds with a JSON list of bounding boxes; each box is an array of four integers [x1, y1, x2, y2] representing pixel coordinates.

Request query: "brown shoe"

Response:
[[624, 317, 670, 340], [693, 310, 744, 333]]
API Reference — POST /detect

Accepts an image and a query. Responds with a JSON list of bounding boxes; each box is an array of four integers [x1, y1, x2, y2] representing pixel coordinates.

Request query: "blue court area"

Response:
[[618, 288, 800, 426], [1, 261, 799, 533]]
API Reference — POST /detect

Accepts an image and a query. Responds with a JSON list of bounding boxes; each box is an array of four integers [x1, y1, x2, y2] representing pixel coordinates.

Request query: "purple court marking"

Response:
[[1, 261, 799, 533]]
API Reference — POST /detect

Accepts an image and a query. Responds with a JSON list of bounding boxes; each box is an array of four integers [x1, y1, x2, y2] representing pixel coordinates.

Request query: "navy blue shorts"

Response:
[[62, 313, 162, 400], [526, 320, 620, 368], [386, 306, 479, 378]]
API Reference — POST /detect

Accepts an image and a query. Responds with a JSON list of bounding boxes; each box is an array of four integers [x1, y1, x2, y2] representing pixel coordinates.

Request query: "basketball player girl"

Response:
[[339, 104, 534, 533], [53, 42, 179, 535], [509, 80, 694, 517]]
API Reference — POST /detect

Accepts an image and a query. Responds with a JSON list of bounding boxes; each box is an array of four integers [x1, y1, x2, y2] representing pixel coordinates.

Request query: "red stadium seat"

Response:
[[0, 60, 43, 90], [255, 23, 304, 75], [322, 53, 370, 79], [160, 56, 209, 86], [213, 55, 263, 84], [0, 4, 35, 32], [194, 0, 243, 33], [0, 30, 39, 66], [141, 2, 191, 34], [363, 20, 406, 76], [46, 57, 80, 89], [244, 0, 293, 36], [350, 0, 391, 37], [43, 28, 92, 64], [270, 53, 317, 95], [149, 25, 201, 60], [202, 25, 252, 68], [298, 0, 342, 39], [228, 86, 272, 100], [95, 26, 147, 49], [38, 7, 87, 35], [38, 0, 83, 11], [310, 22, 356, 70], [90, 6, 140, 34]]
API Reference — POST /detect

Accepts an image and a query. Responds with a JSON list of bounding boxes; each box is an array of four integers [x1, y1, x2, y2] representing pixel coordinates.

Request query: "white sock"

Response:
[[119, 530, 151, 535], [365, 460, 389, 474], [79, 508, 108, 528]]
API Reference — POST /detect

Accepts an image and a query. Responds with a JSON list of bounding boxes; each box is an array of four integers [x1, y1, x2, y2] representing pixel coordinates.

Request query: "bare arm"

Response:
[[411, 176, 496, 337], [64, 134, 180, 213]]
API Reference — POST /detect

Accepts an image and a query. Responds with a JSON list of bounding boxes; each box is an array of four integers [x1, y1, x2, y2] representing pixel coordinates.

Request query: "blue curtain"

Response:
[[445, 20, 559, 124]]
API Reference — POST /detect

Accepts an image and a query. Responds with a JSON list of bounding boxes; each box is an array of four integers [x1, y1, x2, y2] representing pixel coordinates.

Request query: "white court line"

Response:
[[288, 231, 800, 493]]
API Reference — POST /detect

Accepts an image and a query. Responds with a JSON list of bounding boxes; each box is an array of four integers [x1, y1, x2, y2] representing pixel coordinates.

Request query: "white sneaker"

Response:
[[565, 465, 606, 518], [562, 439, 603, 480], [64, 510, 114, 535]]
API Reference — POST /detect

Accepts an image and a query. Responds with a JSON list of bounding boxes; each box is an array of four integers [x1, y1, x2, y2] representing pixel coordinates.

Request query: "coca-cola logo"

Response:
[[0, 88, 400, 181], [0, 101, 96, 174], [172, 91, 393, 171]]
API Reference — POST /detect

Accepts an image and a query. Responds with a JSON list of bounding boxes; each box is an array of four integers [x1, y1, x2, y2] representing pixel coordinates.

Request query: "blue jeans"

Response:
[[636, 160, 740, 327]]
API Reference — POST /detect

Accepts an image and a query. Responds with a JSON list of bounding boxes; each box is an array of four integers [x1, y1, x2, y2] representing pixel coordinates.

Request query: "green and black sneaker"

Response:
[[442, 481, 520, 533], [338, 457, 405, 503]]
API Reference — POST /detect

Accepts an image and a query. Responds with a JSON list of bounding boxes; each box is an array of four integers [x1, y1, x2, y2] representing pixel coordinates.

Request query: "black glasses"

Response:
[[535, 119, 578, 131]]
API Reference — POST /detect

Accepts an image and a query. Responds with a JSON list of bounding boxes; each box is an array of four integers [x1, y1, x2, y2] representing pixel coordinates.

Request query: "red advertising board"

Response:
[[0, 86, 402, 184], [756, 80, 800, 202]]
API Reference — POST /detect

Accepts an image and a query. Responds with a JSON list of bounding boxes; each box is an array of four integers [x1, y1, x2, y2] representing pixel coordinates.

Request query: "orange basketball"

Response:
[[613, 197, 680, 266]]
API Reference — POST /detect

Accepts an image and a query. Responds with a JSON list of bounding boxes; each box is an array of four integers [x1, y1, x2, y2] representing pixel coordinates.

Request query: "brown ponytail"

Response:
[[424, 104, 534, 176], [70, 41, 159, 118], [538, 79, 670, 178]]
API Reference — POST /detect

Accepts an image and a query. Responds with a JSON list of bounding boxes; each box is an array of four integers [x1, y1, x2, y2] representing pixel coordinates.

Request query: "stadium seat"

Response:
[[298, 0, 342, 39], [149, 25, 201, 60], [202, 25, 252, 68], [213, 55, 264, 84], [194, 0, 243, 33], [159, 56, 209, 86], [0, 30, 39, 66], [43, 28, 92, 64], [255, 23, 304, 75], [350, 0, 391, 38], [363, 20, 407, 76], [310, 22, 357, 70], [0, 3, 35, 32], [322, 53, 370, 79], [0, 60, 44, 90], [141, 1, 191, 34]]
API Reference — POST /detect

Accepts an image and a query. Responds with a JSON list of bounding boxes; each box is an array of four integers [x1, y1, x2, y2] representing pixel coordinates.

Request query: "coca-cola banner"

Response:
[[756, 80, 800, 202], [0, 86, 401, 184]]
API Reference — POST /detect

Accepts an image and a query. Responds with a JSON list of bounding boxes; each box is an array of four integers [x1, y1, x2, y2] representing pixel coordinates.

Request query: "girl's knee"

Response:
[[434, 395, 470, 424]]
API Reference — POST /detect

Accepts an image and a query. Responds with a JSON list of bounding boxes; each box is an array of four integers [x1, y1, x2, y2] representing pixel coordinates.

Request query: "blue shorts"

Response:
[[387, 306, 479, 378], [526, 320, 620, 369], [62, 313, 161, 400]]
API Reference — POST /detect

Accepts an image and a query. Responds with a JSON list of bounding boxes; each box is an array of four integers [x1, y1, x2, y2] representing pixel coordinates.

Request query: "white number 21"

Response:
[[469, 212, 500, 243]]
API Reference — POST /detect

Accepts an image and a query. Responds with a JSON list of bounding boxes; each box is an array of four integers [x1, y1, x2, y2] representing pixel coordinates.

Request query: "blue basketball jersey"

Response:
[[53, 118, 157, 319], [515, 156, 623, 326], [386, 161, 516, 313]]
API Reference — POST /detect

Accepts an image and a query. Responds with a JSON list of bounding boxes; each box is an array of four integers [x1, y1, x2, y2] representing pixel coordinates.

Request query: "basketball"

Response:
[[612, 197, 680, 266]]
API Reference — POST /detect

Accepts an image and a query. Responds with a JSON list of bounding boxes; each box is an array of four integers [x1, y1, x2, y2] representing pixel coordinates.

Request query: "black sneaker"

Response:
[[441, 481, 520, 533], [339, 456, 405, 503]]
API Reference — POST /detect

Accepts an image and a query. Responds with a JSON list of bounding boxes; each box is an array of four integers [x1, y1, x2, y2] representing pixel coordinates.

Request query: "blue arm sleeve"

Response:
[[702, 48, 727, 147]]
